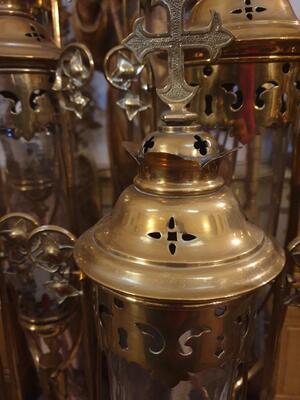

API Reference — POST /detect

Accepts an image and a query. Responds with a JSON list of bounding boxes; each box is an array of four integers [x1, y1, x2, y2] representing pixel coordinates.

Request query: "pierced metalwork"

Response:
[[147, 217, 197, 256], [143, 136, 155, 153], [194, 135, 209, 155], [0, 213, 80, 305], [95, 288, 260, 387], [123, 1, 234, 119], [25, 24, 45, 42], [231, 0, 267, 21]]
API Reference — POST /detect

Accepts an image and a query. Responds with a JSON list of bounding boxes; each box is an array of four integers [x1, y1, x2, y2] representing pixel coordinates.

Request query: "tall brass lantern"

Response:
[[75, 2, 286, 398], [0, 1, 94, 399], [185, 0, 300, 239], [0, 0, 94, 229]]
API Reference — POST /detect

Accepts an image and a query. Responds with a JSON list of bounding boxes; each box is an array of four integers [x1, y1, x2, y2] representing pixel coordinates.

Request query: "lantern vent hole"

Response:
[[203, 66, 213, 77], [0, 91, 22, 114], [215, 348, 225, 358], [118, 328, 128, 350], [255, 81, 279, 109], [148, 218, 197, 256], [99, 304, 112, 327], [25, 24, 46, 42], [143, 136, 155, 153], [194, 135, 209, 155], [30, 90, 46, 111], [135, 323, 165, 355], [178, 328, 211, 356], [282, 63, 291, 74], [231, 1, 267, 20], [215, 306, 227, 317], [114, 298, 124, 309], [169, 243, 176, 255], [204, 95, 213, 116], [168, 217, 175, 229], [221, 83, 243, 111]]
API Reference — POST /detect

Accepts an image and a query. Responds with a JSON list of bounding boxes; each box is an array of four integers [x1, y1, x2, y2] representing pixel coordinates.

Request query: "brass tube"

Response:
[[50, 0, 61, 48]]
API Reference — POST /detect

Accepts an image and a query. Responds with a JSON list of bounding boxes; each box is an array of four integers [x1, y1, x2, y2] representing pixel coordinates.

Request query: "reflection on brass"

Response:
[[75, 2, 286, 399], [0, 1, 96, 399], [99, 1, 300, 393], [75, 0, 155, 198], [0, 213, 86, 400]]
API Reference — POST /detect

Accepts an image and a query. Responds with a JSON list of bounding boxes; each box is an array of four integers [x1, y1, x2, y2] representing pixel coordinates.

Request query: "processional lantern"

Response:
[[75, 1, 286, 398], [0, 0, 93, 229], [0, 1, 94, 399], [186, 0, 300, 238]]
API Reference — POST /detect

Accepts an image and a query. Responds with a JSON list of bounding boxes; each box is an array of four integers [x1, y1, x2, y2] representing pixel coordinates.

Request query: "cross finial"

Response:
[[123, 1, 234, 124]]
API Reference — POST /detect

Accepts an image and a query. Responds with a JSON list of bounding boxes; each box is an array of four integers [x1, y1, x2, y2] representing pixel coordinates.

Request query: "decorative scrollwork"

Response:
[[0, 213, 38, 272], [104, 45, 151, 121], [97, 288, 258, 387], [53, 43, 94, 118], [178, 328, 211, 356], [136, 323, 166, 355], [0, 213, 81, 307]]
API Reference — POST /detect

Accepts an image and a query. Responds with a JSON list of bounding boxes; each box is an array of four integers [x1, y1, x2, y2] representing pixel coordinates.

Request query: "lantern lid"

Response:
[[187, 0, 300, 63], [74, 124, 285, 302], [0, 0, 60, 68]]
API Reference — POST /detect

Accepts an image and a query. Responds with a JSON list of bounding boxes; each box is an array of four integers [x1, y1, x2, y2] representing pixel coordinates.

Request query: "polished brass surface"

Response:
[[188, 0, 300, 62], [0, 2, 60, 67], [75, 123, 285, 396], [96, 286, 261, 391], [74, 1, 288, 398], [0, 3, 96, 399], [0, 213, 87, 400], [75, 126, 285, 303]]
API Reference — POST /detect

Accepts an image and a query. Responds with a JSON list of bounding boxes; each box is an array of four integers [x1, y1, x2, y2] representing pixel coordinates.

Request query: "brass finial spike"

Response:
[[123, 1, 234, 124]]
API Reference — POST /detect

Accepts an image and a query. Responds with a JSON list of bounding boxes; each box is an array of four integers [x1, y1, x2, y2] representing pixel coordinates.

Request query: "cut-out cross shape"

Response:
[[194, 135, 209, 156], [25, 25, 45, 42], [123, 0, 234, 120], [232, 0, 267, 21], [148, 217, 197, 256]]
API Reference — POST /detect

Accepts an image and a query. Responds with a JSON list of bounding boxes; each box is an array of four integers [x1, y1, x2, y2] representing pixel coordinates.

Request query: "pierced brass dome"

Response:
[[74, 125, 285, 302], [0, 0, 60, 67], [188, 0, 300, 61]]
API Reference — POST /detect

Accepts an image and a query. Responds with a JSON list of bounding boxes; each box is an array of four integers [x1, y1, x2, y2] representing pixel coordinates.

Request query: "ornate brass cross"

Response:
[[123, 0, 234, 121]]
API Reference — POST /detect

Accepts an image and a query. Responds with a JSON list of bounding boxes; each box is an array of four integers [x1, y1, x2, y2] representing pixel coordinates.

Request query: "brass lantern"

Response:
[[185, 0, 300, 239], [75, 2, 286, 398], [0, 1, 94, 398], [0, 0, 94, 230]]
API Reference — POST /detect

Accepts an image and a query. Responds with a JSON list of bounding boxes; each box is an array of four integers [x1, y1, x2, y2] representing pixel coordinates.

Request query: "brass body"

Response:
[[0, 1, 96, 399], [187, 59, 299, 235], [75, 125, 285, 399]]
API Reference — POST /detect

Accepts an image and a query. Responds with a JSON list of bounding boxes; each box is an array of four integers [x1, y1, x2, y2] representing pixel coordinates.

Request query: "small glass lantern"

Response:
[[75, 3, 287, 398]]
